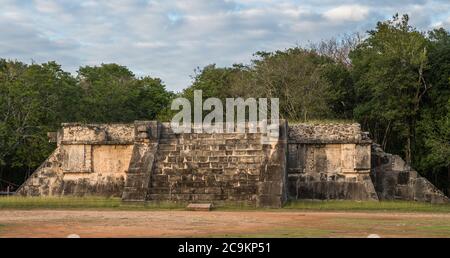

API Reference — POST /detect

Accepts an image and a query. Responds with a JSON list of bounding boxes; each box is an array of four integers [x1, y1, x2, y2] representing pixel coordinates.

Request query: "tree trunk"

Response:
[[447, 165, 450, 196], [382, 121, 391, 150], [448, 165, 450, 182], [405, 117, 415, 166], [406, 131, 412, 165]]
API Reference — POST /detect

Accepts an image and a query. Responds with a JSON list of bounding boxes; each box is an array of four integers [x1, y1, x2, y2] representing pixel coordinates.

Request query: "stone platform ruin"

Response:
[[16, 121, 448, 207]]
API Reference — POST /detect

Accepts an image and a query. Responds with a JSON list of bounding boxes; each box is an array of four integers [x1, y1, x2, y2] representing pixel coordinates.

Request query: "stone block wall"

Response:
[[371, 144, 449, 204], [17, 123, 135, 197], [287, 123, 378, 201], [146, 122, 287, 207], [18, 121, 288, 207], [122, 121, 161, 201], [17, 121, 448, 205], [60, 123, 135, 144], [288, 123, 369, 143]]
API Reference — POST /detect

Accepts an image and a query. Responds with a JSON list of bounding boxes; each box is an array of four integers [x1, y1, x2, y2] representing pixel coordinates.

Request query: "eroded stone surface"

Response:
[[17, 124, 135, 197], [16, 121, 448, 206], [288, 123, 371, 144], [371, 144, 448, 204], [187, 203, 214, 211]]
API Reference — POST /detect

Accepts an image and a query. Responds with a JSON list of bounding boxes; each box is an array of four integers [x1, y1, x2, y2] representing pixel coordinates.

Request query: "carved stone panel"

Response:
[[62, 145, 92, 173], [341, 144, 355, 174]]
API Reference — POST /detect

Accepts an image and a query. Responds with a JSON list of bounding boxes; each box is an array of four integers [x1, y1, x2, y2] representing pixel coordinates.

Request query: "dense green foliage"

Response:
[[179, 14, 449, 192], [0, 63, 173, 186], [0, 14, 449, 193]]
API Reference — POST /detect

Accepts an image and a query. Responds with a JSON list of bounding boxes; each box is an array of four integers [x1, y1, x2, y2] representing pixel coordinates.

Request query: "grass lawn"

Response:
[[0, 196, 449, 213], [0, 196, 185, 210], [0, 198, 449, 237], [211, 217, 450, 238], [283, 200, 450, 213]]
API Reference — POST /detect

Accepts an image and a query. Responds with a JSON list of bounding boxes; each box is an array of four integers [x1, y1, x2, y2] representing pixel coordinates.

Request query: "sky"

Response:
[[1, 0, 450, 91]]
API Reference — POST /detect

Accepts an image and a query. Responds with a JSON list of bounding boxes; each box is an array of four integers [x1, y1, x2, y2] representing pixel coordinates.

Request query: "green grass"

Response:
[[0, 197, 449, 213], [283, 200, 450, 213], [0, 197, 266, 211], [0, 224, 6, 235], [208, 228, 333, 238], [416, 224, 450, 236], [0, 196, 184, 210]]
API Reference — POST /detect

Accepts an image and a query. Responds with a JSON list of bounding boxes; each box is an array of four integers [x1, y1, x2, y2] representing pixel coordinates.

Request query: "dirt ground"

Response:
[[0, 210, 449, 238]]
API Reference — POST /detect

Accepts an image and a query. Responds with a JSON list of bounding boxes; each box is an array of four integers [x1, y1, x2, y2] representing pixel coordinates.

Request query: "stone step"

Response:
[[127, 167, 141, 173], [186, 203, 214, 211], [159, 139, 179, 144], [158, 144, 178, 151]]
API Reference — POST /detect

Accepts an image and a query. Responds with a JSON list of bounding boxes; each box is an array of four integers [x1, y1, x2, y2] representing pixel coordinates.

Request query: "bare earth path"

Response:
[[0, 210, 449, 238]]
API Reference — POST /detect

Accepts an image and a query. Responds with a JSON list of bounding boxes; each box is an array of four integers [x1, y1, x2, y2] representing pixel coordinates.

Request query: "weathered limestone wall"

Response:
[[60, 123, 135, 144], [287, 123, 369, 143], [371, 144, 449, 204], [17, 121, 448, 205], [17, 123, 135, 197], [287, 123, 378, 201], [122, 121, 161, 201], [18, 121, 288, 207], [145, 122, 287, 207]]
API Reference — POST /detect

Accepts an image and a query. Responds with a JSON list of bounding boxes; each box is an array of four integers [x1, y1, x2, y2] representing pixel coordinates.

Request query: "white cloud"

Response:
[[0, 0, 448, 91], [33, 0, 62, 13], [324, 4, 370, 22]]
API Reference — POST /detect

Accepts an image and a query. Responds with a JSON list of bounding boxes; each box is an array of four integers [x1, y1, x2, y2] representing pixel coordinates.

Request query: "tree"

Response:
[[76, 63, 173, 123], [320, 61, 355, 119], [310, 33, 363, 67], [134, 76, 175, 122], [77, 64, 138, 123], [182, 64, 238, 101], [182, 49, 349, 122], [179, 64, 251, 121], [414, 28, 450, 191], [417, 99, 450, 192], [0, 61, 173, 188], [350, 14, 430, 164], [246, 49, 333, 121], [0, 60, 77, 178]]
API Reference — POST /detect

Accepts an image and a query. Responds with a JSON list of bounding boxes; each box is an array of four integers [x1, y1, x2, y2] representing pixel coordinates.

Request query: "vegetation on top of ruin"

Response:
[[0, 14, 449, 193], [288, 119, 357, 125]]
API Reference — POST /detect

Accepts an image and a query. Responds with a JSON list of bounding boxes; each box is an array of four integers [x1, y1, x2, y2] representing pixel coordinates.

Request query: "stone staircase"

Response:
[[122, 121, 160, 202]]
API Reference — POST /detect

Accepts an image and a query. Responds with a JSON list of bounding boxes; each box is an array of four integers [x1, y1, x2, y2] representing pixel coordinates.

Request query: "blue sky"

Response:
[[1, 0, 450, 91]]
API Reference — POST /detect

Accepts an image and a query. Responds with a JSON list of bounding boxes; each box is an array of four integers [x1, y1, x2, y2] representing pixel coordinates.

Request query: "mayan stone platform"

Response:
[[16, 121, 448, 206]]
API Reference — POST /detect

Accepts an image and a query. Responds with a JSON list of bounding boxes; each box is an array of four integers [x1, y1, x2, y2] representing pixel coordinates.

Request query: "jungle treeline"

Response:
[[1, 15, 449, 193]]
